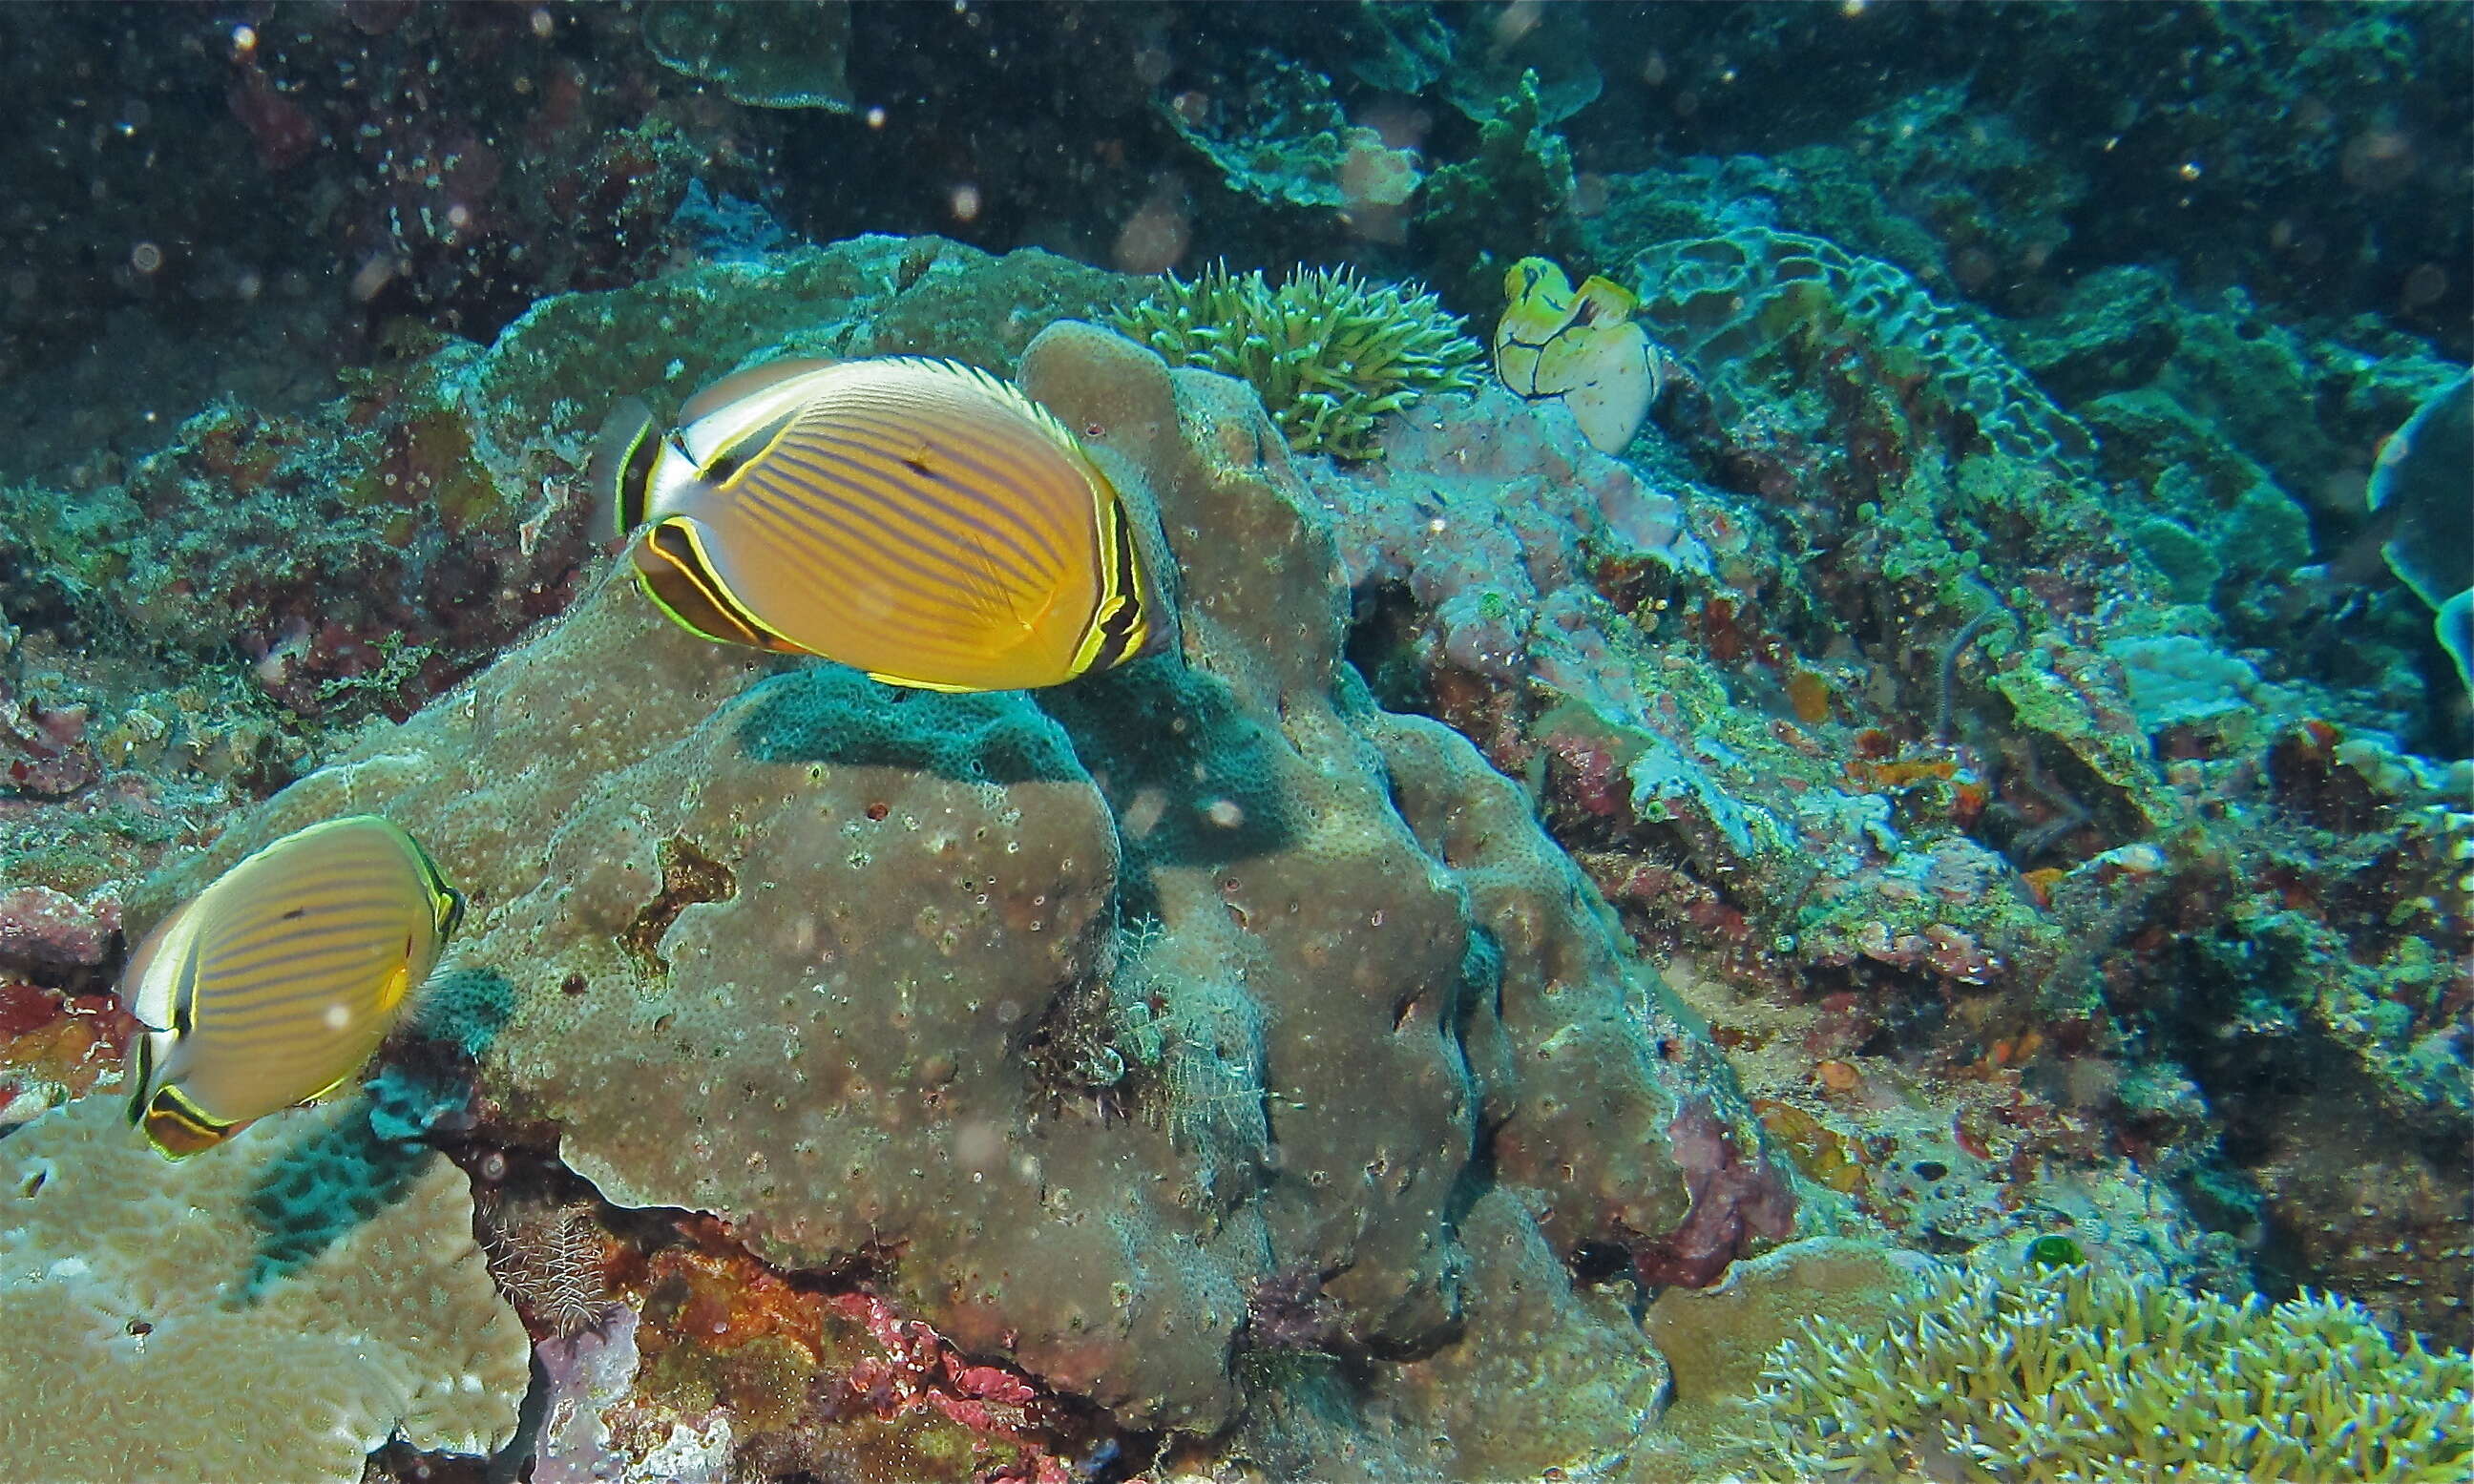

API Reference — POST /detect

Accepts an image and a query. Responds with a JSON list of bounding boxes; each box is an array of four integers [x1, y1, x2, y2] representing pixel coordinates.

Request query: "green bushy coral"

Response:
[[1748, 1260, 2471, 1482], [1105, 263, 1481, 460]]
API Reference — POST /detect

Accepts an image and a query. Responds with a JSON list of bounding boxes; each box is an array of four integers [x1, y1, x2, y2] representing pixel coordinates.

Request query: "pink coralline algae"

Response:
[[829, 1291, 1047, 1440], [1625, 1102, 1799, 1288], [0, 886, 115, 977], [0, 696, 95, 798]]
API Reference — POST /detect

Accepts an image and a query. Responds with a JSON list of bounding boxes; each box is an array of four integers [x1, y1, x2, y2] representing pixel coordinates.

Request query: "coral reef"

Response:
[[1747, 1258, 2472, 1482], [0, 1095, 528, 1484], [0, 2, 2463, 1477], [1412, 72, 1586, 316], [130, 249, 1793, 1456], [0, 23, 2462, 1449], [0, 4, 749, 489], [1628, 227, 2096, 478], [1288, 205, 2469, 1348], [1577, 4, 2470, 354], [1106, 261, 1482, 458]]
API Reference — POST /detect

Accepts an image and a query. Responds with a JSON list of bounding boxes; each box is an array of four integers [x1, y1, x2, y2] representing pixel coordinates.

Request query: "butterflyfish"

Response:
[[2366, 371, 2471, 691], [118, 815, 464, 1160], [589, 355, 1160, 693], [1494, 256, 1662, 454]]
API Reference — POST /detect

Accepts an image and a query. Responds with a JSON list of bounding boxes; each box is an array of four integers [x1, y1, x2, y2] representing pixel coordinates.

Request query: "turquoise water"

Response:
[[0, 5, 2464, 1481]]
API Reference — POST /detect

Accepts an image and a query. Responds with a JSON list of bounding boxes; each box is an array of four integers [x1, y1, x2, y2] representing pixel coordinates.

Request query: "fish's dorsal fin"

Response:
[[680, 357, 842, 426], [887, 357, 1094, 463]]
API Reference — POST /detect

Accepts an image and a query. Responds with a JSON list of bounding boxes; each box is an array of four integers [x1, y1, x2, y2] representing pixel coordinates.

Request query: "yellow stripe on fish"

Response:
[[1494, 256, 1661, 454], [118, 815, 463, 1160], [591, 355, 1160, 693]]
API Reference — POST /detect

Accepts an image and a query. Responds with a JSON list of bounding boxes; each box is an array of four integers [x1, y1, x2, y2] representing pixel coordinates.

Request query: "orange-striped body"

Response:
[[119, 816, 462, 1159], [591, 357, 1157, 693]]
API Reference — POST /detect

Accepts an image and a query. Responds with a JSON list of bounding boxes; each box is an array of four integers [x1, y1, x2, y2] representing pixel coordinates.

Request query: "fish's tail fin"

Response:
[[588, 397, 660, 541]]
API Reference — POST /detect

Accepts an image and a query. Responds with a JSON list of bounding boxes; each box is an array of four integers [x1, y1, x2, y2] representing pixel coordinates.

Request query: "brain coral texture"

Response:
[[149, 319, 1793, 1441], [0, 1095, 529, 1484]]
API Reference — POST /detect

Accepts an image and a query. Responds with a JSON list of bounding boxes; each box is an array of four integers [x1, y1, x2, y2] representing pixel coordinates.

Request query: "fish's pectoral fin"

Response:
[[632, 517, 807, 655], [374, 959, 415, 1017]]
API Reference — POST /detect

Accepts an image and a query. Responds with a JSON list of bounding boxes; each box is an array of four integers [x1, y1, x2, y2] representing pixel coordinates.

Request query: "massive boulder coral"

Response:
[[0, 1095, 529, 1484], [145, 312, 1793, 1440]]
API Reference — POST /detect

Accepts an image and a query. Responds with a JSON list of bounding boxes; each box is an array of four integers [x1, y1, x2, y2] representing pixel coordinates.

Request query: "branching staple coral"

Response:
[[1105, 262, 1482, 459], [1747, 1260, 2473, 1482]]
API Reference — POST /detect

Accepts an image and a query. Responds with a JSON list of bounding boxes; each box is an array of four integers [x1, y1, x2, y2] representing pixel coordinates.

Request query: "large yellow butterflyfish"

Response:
[[590, 355, 1160, 693]]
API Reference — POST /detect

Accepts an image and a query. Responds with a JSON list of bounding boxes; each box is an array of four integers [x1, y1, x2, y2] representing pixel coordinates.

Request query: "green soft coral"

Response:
[[1106, 263, 1482, 460], [1748, 1260, 2472, 1482]]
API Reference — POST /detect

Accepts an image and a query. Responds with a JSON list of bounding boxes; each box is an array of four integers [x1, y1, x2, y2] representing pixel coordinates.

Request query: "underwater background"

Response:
[[0, 3, 2466, 1481]]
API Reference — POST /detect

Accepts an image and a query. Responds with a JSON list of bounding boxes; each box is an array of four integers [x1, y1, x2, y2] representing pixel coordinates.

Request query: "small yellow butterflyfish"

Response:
[[118, 815, 464, 1160], [590, 355, 1161, 693], [1494, 256, 1662, 454]]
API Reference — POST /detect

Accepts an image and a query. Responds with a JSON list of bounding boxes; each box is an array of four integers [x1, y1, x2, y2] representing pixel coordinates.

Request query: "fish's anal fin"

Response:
[[864, 668, 984, 694], [297, 1070, 357, 1107], [139, 1085, 241, 1160]]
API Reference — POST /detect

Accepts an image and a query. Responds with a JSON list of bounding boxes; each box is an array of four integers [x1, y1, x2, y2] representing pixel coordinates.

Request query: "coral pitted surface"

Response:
[[136, 249, 1790, 1455], [0, 1096, 529, 1484]]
